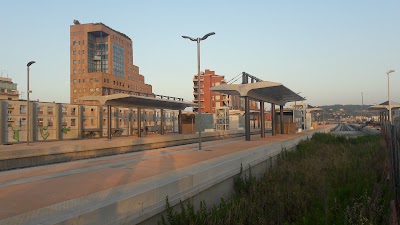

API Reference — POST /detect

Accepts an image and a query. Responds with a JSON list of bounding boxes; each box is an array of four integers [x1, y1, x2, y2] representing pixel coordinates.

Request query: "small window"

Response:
[[73, 60, 77, 65], [73, 79, 77, 83], [73, 99, 77, 103]]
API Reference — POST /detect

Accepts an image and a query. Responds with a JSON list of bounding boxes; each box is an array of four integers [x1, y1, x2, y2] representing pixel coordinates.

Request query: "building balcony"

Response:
[[192, 77, 204, 81]]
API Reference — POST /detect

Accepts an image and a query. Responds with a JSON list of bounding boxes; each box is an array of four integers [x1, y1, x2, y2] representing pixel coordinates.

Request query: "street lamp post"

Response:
[[182, 32, 215, 150], [27, 61, 36, 145], [387, 70, 395, 124]]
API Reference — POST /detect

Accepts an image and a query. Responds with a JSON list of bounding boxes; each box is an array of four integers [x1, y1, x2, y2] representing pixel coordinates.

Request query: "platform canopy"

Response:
[[368, 101, 400, 111], [80, 93, 196, 110], [210, 81, 304, 106]]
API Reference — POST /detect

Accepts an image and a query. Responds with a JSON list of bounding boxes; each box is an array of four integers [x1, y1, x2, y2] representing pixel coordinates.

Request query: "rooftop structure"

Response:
[[0, 77, 19, 100]]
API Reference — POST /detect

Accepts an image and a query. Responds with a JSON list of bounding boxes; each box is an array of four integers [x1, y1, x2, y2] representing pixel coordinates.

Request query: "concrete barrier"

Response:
[[0, 130, 260, 171]]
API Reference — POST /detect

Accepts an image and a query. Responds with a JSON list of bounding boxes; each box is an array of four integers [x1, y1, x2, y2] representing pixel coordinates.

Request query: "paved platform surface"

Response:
[[0, 126, 332, 224]]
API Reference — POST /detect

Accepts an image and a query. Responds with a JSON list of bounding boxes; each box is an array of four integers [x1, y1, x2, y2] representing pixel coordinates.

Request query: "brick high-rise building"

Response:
[[70, 21, 152, 105], [193, 69, 227, 113], [193, 69, 259, 113]]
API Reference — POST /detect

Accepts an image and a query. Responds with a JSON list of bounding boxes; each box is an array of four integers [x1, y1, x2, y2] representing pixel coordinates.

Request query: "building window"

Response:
[[90, 78, 93, 83], [73, 60, 77, 65], [95, 78, 99, 82], [73, 70, 77, 74], [112, 44, 124, 78], [47, 118, 54, 126], [73, 89, 77, 93], [73, 79, 77, 83], [96, 88, 100, 92], [73, 50, 76, 55], [90, 88, 94, 92], [73, 99, 77, 103]]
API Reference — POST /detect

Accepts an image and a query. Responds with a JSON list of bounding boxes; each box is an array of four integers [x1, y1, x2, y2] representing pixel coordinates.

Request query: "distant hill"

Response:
[[317, 104, 376, 117]]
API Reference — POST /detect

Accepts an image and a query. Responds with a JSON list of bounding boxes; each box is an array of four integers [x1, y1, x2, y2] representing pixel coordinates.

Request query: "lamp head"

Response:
[[387, 70, 395, 75], [27, 61, 36, 67], [200, 32, 215, 41], [182, 36, 197, 42]]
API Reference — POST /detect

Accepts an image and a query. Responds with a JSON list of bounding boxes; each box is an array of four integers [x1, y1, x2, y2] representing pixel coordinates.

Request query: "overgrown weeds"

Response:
[[159, 133, 391, 225]]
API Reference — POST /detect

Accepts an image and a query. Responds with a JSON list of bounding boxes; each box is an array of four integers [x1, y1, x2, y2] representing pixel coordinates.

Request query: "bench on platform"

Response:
[[82, 128, 102, 138]]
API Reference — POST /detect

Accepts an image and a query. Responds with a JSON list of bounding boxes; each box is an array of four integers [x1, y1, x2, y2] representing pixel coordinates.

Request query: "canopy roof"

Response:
[[210, 81, 304, 106], [80, 93, 196, 110], [306, 108, 325, 113], [368, 101, 400, 111]]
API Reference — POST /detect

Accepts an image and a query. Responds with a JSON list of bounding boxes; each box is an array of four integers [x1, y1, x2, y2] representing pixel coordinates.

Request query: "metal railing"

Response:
[[382, 121, 400, 219]]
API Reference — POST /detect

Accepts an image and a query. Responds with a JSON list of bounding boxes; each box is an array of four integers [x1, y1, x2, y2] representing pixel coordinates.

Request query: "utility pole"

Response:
[[361, 92, 363, 123]]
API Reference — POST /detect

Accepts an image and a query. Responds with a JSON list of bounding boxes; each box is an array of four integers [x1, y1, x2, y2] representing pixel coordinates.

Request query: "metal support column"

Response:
[[271, 103, 276, 136], [137, 107, 142, 137], [245, 96, 250, 141], [280, 105, 284, 134], [160, 109, 164, 135], [260, 101, 265, 138], [107, 105, 112, 140], [178, 110, 182, 134]]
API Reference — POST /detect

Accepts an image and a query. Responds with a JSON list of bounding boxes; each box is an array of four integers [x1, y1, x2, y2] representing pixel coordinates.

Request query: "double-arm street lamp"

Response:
[[27, 61, 36, 145], [182, 32, 215, 150], [387, 70, 395, 124]]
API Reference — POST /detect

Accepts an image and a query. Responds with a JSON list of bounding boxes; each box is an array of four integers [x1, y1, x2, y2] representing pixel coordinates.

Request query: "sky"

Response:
[[0, 0, 399, 106]]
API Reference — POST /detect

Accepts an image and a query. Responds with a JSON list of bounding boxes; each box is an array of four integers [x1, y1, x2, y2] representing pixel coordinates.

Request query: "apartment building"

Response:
[[193, 69, 229, 113], [0, 77, 19, 100], [70, 21, 152, 105], [193, 69, 259, 113]]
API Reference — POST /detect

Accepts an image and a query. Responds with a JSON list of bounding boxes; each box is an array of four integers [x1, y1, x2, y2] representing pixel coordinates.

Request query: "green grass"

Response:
[[159, 133, 392, 225]]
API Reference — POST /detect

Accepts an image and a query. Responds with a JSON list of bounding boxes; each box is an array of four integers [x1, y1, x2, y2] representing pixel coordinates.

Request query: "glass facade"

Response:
[[88, 32, 109, 73], [113, 44, 124, 78]]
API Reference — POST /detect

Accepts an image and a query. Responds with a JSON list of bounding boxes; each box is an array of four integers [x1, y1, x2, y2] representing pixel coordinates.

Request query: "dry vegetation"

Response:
[[159, 133, 391, 225]]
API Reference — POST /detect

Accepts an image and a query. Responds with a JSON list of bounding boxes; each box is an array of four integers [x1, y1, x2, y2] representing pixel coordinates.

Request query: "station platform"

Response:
[[0, 125, 334, 225]]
